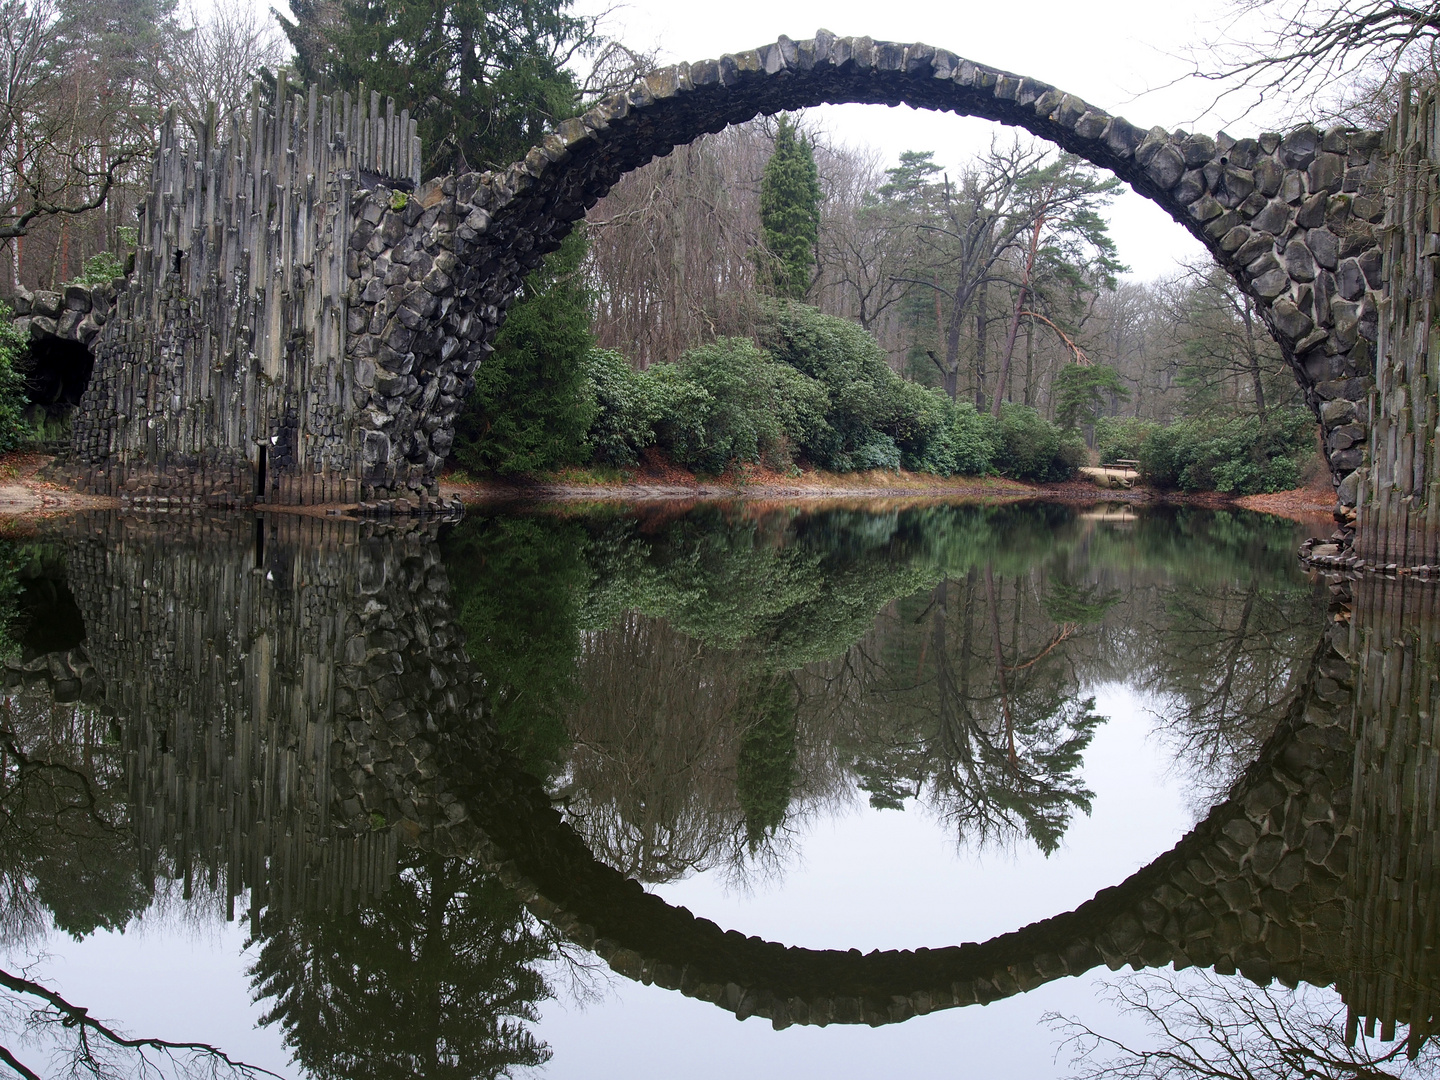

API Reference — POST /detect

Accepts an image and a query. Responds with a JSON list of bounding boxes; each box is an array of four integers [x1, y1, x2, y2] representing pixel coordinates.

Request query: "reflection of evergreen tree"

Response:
[[249, 852, 553, 1080], [735, 675, 800, 849], [844, 570, 1102, 854], [441, 515, 591, 777]]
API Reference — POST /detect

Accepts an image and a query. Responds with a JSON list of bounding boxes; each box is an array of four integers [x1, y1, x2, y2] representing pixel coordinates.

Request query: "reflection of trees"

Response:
[[560, 614, 825, 882], [249, 852, 554, 1080], [1135, 572, 1323, 802], [0, 690, 148, 943], [1052, 970, 1439, 1079], [541, 504, 1325, 866], [829, 567, 1104, 854], [441, 516, 591, 778], [0, 963, 274, 1080]]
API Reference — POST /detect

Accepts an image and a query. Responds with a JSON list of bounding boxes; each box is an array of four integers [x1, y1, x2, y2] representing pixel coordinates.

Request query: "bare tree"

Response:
[[167, 0, 290, 133], [1195, 0, 1440, 116], [1050, 969, 1438, 1079]]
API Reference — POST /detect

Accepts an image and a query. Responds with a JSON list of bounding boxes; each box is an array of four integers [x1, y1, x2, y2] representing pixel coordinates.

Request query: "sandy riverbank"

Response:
[[0, 452, 1339, 535]]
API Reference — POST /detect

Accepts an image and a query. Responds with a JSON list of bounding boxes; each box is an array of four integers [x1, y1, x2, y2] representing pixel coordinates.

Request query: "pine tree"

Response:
[[278, 0, 592, 174], [451, 227, 597, 475], [759, 115, 822, 300]]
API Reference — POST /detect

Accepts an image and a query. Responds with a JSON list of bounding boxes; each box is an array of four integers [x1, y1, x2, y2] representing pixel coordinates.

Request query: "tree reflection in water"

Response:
[[248, 852, 556, 1080], [448, 503, 1325, 877], [1052, 970, 1439, 1080]]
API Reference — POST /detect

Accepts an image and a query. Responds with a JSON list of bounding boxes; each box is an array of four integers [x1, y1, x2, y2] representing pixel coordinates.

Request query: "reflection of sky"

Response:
[[6, 678, 1334, 1079]]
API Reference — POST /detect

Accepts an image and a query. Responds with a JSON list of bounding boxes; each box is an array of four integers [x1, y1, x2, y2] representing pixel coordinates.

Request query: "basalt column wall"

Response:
[[67, 82, 427, 509], [1342, 575, 1440, 1053], [1356, 80, 1440, 566]]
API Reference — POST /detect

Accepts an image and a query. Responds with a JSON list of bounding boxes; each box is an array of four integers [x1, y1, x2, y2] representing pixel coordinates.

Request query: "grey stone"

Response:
[[1284, 239, 1317, 281], [1146, 144, 1186, 189], [1250, 200, 1291, 234], [1296, 191, 1329, 228], [1280, 126, 1321, 168], [1358, 247, 1382, 287], [1307, 152, 1345, 193], [1335, 258, 1366, 300], [1306, 227, 1339, 269]]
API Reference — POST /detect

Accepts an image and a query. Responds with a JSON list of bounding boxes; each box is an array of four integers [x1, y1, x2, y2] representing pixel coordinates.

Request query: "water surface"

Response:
[[0, 500, 1428, 1078]]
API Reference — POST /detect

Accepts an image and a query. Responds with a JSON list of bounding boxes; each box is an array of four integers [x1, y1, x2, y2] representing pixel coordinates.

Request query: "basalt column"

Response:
[[65, 81, 439, 510], [1354, 79, 1440, 567]]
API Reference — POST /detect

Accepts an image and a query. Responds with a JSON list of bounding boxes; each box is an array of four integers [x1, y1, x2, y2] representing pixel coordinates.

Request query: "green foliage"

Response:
[[1053, 362, 1130, 431], [759, 115, 822, 299], [1095, 417, 1159, 463], [665, 338, 788, 474], [280, 0, 591, 174], [582, 302, 1098, 482], [584, 349, 665, 468], [991, 404, 1085, 482], [0, 305, 34, 453], [65, 251, 125, 286], [1139, 408, 1314, 495], [452, 230, 596, 476]]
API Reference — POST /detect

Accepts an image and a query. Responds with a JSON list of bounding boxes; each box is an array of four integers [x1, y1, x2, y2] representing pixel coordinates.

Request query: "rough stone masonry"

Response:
[[27, 34, 1394, 517]]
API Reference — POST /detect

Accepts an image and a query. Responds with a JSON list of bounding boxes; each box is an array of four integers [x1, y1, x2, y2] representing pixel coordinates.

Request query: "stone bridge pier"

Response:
[[42, 34, 1418, 526], [3, 515, 1437, 1047]]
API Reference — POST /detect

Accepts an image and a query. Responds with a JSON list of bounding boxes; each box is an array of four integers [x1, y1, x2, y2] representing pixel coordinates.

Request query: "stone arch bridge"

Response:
[[13, 34, 1398, 516]]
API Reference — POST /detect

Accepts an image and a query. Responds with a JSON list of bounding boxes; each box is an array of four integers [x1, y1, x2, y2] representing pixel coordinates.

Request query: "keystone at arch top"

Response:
[[47, 33, 1382, 513]]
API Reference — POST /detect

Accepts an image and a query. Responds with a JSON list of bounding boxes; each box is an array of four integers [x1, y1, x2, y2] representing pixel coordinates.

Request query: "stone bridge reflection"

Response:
[[3, 514, 1434, 1049]]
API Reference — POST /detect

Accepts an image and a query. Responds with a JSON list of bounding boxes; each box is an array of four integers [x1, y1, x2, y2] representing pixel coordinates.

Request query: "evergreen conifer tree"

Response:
[[451, 228, 597, 475], [759, 115, 822, 300], [278, 0, 592, 174]]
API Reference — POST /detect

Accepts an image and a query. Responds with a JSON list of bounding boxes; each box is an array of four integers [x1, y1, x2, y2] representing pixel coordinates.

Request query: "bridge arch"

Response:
[[373, 32, 1383, 503]]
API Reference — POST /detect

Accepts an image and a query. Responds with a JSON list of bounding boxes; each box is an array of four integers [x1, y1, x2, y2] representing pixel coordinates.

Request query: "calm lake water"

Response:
[[0, 500, 1434, 1079]]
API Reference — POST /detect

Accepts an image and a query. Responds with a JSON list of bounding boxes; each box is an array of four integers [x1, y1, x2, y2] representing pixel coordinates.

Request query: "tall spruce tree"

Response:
[[278, 0, 593, 174], [759, 115, 822, 300], [451, 227, 596, 474], [279, 0, 602, 474]]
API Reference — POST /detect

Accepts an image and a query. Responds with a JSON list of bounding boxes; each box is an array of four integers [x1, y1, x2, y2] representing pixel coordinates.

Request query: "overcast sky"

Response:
[[562, 0, 1301, 280]]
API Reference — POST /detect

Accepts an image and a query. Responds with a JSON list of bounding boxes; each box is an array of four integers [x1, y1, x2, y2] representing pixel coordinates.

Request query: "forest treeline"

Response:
[[0, 0, 1320, 492]]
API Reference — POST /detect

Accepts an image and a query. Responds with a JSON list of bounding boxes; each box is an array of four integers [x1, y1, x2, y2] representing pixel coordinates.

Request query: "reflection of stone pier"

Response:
[[5, 515, 1439, 1045], [48, 513, 480, 917], [1342, 576, 1440, 1053]]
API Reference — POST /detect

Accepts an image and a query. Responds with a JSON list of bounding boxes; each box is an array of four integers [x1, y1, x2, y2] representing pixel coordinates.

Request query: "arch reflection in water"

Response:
[[0, 505, 1431, 1068]]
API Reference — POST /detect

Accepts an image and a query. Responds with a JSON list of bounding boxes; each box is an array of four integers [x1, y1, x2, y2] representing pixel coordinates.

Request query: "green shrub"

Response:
[[756, 300, 963, 472], [904, 401, 997, 476], [991, 404, 1084, 483], [66, 251, 126, 287], [1095, 417, 1158, 463], [1138, 408, 1313, 494], [586, 349, 663, 467], [0, 306, 32, 453]]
